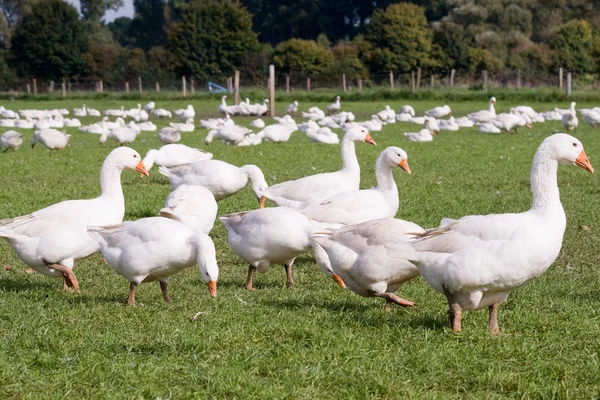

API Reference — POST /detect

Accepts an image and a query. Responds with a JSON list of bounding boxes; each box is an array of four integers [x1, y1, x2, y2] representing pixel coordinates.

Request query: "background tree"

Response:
[[107, 16, 133, 47], [550, 19, 598, 73], [80, 0, 124, 22], [129, 0, 167, 51], [0, 0, 34, 28], [168, 0, 259, 81], [9, 0, 88, 80], [272, 38, 333, 79]]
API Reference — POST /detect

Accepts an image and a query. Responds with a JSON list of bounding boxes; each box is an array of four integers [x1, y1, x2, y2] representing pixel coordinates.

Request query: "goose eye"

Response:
[[133, 155, 138, 158], [572, 143, 577, 147]]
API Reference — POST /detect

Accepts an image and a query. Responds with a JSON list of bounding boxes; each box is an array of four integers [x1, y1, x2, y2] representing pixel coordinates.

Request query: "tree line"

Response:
[[0, 0, 599, 90]]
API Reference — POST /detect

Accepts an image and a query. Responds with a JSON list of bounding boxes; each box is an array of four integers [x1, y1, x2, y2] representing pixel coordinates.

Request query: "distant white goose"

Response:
[[318, 116, 341, 129], [377, 105, 396, 124], [157, 127, 181, 144], [468, 97, 497, 122], [477, 122, 501, 133], [207, 123, 252, 145], [357, 115, 383, 131], [561, 101, 578, 131], [169, 118, 194, 132], [398, 105, 415, 116], [286, 100, 299, 115], [491, 113, 532, 133], [250, 118, 265, 128], [105, 106, 125, 117], [1, 130, 23, 151], [144, 101, 155, 112], [15, 117, 34, 129], [180, 104, 195, 121], [405, 119, 433, 142], [73, 105, 87, 117], [425, 105, 451, 119], [302, 107, 326, 121], [135, 121, 156, 131], [328, 96, 341, 115], [142, 144, 213, 171], [31, 129, 70, 150], [581, 109, 600, 128], [256, 122, 297, 143], [100, 127, 138, 146], [63, 118, 81, 128], [306, 127, 339, 144], [438, 117, 460, 131], [152, 109, 172, 118], [454, 117, 474, 127], [87, 108, 101, 117]]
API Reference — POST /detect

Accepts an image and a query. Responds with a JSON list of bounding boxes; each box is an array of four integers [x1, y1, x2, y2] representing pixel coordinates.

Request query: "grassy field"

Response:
[[1, 97, 600, 398]]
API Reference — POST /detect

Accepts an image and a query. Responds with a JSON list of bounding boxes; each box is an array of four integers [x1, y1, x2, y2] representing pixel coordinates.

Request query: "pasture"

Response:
[[1, 96, 600, 398]]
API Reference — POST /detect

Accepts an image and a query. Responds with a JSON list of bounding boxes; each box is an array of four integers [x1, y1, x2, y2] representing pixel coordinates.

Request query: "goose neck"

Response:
[[340, 135, 359, 173], [375, 157, 397, 192], [530, 151, 560, 210], [99, 157, 125, 199], [490, 102, 496, 115]]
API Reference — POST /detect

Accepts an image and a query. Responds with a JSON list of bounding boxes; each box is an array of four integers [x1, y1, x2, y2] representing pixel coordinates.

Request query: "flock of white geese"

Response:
[[0, 95, 596, 335]]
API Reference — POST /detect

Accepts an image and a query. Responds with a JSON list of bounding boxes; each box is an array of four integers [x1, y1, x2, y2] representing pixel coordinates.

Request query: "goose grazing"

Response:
[[561, 102, 578, 132], [0, 147, 149, 292], [425, 105, 451, 119], [468, 97, 497, 122], [152, 109, 172, 118], [306, 127, 339, 144], [286, 100, 298, 115], [142, 144, 213, 171], [399, 105, 415, 116], [220, 207, 346, 290], [1, 130, 24, 151], [258, 125, 376, 209], [580, 109, 600, 128], [405, 134, 593, 334], [157, 127, 181, 144], [180, 105, 195, 121], [159, 160, 267, 205], [31, 129, 70, 150], [160, 185, 218, 235], [100, 127, 138, 146], [358, 115, 383, 131], [144, 101, 155, 112], [490, 113, 532, 133], [88, 218, 218, 304], [311, 218, 424, 308], [301, 146, 411, 228], [250, 118, 265, 128], [328, 96, 341, 115], [169, 118, 194, 133], [404, 119, 433, 142]]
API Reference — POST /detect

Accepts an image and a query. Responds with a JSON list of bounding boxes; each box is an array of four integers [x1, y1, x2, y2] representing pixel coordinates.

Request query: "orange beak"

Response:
[[135, 160, 149, 177], [364, 133, 376, 146], [332, 273, 346, 289], [575, 150, 594, 173], [208, 281, 217, 298], [398, 159, 411, 174]]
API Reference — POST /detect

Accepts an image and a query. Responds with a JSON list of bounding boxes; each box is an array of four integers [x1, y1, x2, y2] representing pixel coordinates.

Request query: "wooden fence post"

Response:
[[342, 73, 346, 92], [269, 64, 275, 116], [430, 74, 434, 89], [559, 67, 563, 89], [516, 70, 521, 89], [99, 80, 103, 93], [566, 72, 572, 97], [26, 84, 30, 95], [33, 78, 37, 95], [234, 70, 240, 104], [191, 78, 195, 94], [286, 75, 290, 93], [182, 76, 186, 97], [450, 69, 455, 87], [306, 77, 310, 92], [61, 81, 66, 97], [138, 77, 142, 95], [411, 71, 415, 93], [416, 67, 421, 90], [155, 82, 160, 92], [389, 71, 394, 89], [125, 81, 129, 93], [482, 70, 488, 93], [68, 82, 71, 92], [358, 79, 363, 92], [48, 80, 54, 92]]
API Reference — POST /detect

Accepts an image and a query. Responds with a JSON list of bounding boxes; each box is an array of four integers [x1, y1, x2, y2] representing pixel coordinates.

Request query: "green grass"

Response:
[[1, 98, 600, 398]]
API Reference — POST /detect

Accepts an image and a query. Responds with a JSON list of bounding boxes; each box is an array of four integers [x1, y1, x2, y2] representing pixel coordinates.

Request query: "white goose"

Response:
[[311, 218, 424, 308], [406, 133, 593, 334], [169, 118, 194, 133], [1, 130, 23, 151], [73, 104, 87, 117], [357, 115, 383, 131], [220, 207, 345, 290], [454, 117, 474, 127], [301, 147, 411, 227], [306, 127, 339, 144], [159, 160, 268, 205], [31, 129, 70, 150], [256, 122, 297, 143], [88, 218, 218, 304], [398, 105, 415, 116], [404, 119, 433, 142], [438, 117, 460, 132], [142, 144, 213, 171], [15, 117, 34, 129], [157, 127, 181, 144], [179, 104, 195, 121], [152, 109, 172, 118], [87, 107, 101, 117], [100, 126, 138, 146], [425, 105, 451, 119], [160, 185, 218, 235], [301, 107, 326, 121], [250, 118, 265, 128], [561, 101, 578, 131], [144, 101, 155, 112], [207, 123, 252, 145], [377, 105, 396, 124], [257, 125, 376, 209], [0, 147, 148, 291], [286, 100, 299, 115], [328, 96, 341, 114], [477, 122, 501, 133], [491, 113, 532, 133], [468, 97, 497, 122]]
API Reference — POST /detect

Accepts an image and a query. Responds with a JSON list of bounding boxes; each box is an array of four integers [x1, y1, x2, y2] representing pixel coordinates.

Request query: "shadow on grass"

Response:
[[0, 276, 55, 292], [261, 296, 374, 313]]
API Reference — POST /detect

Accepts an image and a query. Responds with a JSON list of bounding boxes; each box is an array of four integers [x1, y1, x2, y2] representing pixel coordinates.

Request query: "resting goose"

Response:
[[302, 107, 325, 121], [405, 119, 433, 142], [258, 125, 376, 209], [561, 102, 578, 131], [220, 207, 345, 290], [1, 130, 23, 151], [407, 133, 593, 334], [306, 127, 339, 144], [144, 101, 155, 112], [169, 118, 194, 133], [398, 105, 415, 116], [142, 144, 213, 171], [0, 147, 148, 292], [179, 105, 195, 121], [328, 96, 341, 115], [158, 127, 181, 144], [159, 160, 268, 205], [438, 117, 460, 132], [256, 122, 297, 143], [88, 218, 218, 305], [454, 117, 474, 128], [301, 146, 411, 228], [152, 109, 172, 118], [425, 105, 451, 119], [357, 115, 383, 131], [477, 122, 501, 133], [100, 126, 138, 146], [468, 97, 497, 123], [311, 218, 424, 308], [250, 119, 265, 128]]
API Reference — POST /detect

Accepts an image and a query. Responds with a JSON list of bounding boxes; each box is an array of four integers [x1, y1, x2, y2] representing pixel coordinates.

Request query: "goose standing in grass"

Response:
[[328, 96, 341, 115], [311, 218, 424, 309], [580, 108, 600, 128], [1, 130, 23, 151], [179, 105, 195, 121], [405, 119, 433, 142], [88, 218, 218, 305], [491, 113, 532, 133], [159, 160, 268, 205], [468, 97, 497, 122], [100, 126, 138, 146], [0, 147, 148, 292], [425, 105, 451, 119], [406, 134, 593, 334], [142, 144, 212, 171], [256, 121, 297, 143], [206, 123, 252, 145], [286, 101, 299, 115], [157, 127, 181, 144], [160, 185, 218, 234], [144, 101, 155, 112], [31, 129, 70, 150], [220, 207, 346, 290], [258, 125, 376, 209], [561, 102, 578, 132], [301, 147, 411, 228], [169, 118, 194, 133]]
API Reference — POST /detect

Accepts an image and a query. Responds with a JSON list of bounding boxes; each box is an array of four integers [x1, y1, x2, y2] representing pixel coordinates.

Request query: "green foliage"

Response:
[[168, 0, 259, 81], [468, 47, 503, 73], [80, 0, 124, 22], [550, 19, 598, 73], [432, 21, 470, 70], [107, 16, 133, 47], [239, 42, 273, 85], [364, 3, 432, 73], [129, 0, 167, 51], [9, 0, 88, 80], [272, 38, 333, 78], [329, 40, 369, 80], [84, 40, 120, 83]]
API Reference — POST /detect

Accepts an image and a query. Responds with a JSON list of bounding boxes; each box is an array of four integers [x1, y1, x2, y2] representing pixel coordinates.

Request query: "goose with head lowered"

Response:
[[301, 146, 411, 228], [142, 144, 212, 172], [257, 125, 376, 209], [404, 133, 593, 334], [1, 130, 23, 151], [0, 147, 149, 292]]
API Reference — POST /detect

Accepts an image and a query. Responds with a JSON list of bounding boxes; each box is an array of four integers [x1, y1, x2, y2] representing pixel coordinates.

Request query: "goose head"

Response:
[[194, 233, 219, 298], [490, 97, 497, 105], [345, 125, 376, 145], [380, 146, 411, 174], [540, 134, 593, 173], [106, 147, 149, 176]]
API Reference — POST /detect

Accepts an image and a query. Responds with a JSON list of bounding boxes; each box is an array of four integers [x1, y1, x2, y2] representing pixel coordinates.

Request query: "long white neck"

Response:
[[99, 155, 125, 199], [340, 134, 360, 175], [142, 149, 158, 170], [489, 102, 496, 115], [530, 147, 561, 210], [375, 158, 397, 192], [241, 165, 268, 197], [570, 103, 576, 116]]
